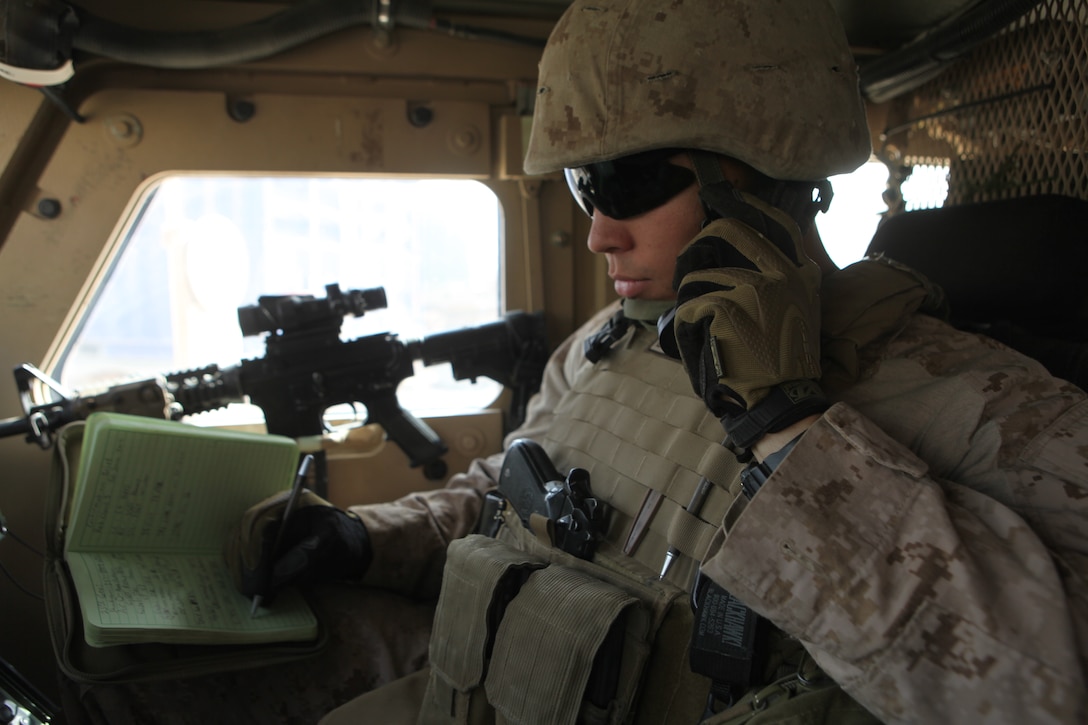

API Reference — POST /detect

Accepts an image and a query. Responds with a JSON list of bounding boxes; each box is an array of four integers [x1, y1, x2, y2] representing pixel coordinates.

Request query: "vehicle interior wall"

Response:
[[1, 0, 1086, 717], [873, 0, 1088, 206], [0, 3, 597, 708], [867, 0, 1088, 394]]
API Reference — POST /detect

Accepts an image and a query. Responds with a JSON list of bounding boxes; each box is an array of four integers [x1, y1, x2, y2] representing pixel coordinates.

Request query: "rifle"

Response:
[[0, 363, 180, 447], [1, 284, 548, 483]]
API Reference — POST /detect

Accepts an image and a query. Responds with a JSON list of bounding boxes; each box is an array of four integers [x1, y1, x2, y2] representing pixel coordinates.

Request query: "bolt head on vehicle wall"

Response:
[[103, 114, 143, 147]]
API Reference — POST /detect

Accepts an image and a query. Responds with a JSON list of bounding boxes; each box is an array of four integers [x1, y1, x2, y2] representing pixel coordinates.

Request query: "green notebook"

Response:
[[63, 412, 319, 647]]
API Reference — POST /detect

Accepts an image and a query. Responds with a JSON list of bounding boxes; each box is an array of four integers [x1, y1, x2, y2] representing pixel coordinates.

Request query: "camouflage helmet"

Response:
[[522, 0, 872, 181]]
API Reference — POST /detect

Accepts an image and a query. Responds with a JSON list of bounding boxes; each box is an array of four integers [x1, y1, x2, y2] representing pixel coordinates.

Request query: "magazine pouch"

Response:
[[484, 564, 644, 725], [420, 509, 709, 725], [420, 535, 547, 725], [44, 422, 329, 685]]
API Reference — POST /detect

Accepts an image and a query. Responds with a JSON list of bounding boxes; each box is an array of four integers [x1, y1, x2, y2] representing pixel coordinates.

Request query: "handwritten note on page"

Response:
[[64, 413, 318, 646]]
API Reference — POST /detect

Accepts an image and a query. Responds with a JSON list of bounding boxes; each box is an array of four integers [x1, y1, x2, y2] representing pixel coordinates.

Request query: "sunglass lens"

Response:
[[564, 152, 696, 220]]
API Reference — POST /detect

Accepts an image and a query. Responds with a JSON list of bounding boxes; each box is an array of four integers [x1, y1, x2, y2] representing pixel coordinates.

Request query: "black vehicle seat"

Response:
[[863, 194, 1088, 391]]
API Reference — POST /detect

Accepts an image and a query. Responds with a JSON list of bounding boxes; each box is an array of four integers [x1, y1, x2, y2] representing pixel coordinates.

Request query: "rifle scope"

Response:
[[237, 283, 387, 337]]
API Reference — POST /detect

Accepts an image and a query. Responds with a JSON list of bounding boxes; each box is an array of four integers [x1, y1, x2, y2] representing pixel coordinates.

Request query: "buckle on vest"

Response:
[[583, 309, 631, 362]]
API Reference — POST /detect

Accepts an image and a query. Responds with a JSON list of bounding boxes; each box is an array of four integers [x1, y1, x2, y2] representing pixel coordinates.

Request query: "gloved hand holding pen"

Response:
[[224, 486, 372, 609]]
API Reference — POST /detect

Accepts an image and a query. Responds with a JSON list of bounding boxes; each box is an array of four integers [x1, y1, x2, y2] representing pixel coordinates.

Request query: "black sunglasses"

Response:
[[564, 149, 697, 220]]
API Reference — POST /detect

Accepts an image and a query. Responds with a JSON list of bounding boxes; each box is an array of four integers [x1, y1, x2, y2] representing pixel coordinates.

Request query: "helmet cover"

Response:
[[523, 0, 872, 180]]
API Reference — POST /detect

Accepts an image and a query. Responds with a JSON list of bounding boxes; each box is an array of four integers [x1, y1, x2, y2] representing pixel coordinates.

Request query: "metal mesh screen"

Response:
[[880, 0, 1088, 206]]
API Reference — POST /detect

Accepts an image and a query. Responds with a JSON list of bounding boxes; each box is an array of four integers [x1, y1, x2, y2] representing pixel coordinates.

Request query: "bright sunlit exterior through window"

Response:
[[816, 159, 949, 268], [817, 160, 893, 268], [57, 176, 504, 424]]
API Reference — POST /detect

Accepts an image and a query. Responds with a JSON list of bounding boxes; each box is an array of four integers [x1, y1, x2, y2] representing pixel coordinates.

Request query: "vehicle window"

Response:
[[818, 159, 950, 268], [55, 176, 504, 424], [900, 162, 951, 211]]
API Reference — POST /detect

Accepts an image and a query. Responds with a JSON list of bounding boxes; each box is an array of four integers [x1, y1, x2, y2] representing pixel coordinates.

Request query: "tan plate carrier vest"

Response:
[[416, 314, 879, 725]]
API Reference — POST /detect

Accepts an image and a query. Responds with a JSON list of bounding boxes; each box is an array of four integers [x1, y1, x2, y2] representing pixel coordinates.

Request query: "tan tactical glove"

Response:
[[663, 184, 829, 453], [224, 489, 372, 602]]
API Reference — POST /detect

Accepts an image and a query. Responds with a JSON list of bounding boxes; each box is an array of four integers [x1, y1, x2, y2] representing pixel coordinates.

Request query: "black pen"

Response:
[[250, 453, 314, 616]]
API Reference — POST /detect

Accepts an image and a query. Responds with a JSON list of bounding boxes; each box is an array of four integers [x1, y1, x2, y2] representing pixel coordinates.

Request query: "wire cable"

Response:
[[3, 524, 44, 559], [0, 559, 44, 601], [0, 517, 46, 601]]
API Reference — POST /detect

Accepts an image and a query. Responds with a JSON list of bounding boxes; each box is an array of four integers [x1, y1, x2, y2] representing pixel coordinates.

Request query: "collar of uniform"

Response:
[[623, 298, 675, 329], [585, 299, 676, 363]]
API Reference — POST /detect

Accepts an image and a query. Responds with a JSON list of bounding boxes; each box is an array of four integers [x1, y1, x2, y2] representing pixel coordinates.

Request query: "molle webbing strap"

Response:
[[660, 443, 740, 562], [544, 325, 745, 577], [550, 371, 736, 560]]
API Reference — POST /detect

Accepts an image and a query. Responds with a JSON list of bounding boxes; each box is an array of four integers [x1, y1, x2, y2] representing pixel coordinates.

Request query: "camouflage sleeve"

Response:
[[349, 312, 590, 598], [700, 316, 1088, 724]]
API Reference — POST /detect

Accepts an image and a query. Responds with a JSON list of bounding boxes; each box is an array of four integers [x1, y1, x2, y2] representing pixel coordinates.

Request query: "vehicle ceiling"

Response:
[[60, 0, 1005, 106], [76, 0, 988, 56], [426, 0, 984, 52]]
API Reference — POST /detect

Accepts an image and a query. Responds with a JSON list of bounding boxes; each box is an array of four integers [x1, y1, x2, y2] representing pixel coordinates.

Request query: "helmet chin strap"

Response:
[[687, 150, 833, 232], [656, 150, 728, 358], [661, 149, 829, 353], [687, 151, 728, 226]]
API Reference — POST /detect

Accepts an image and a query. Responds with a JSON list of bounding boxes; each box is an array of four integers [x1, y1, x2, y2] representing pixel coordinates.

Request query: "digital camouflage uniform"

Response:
[[72, 0, 1088, 719], [327, 256, 1088, 724], [63, 259, 1088, 724]]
